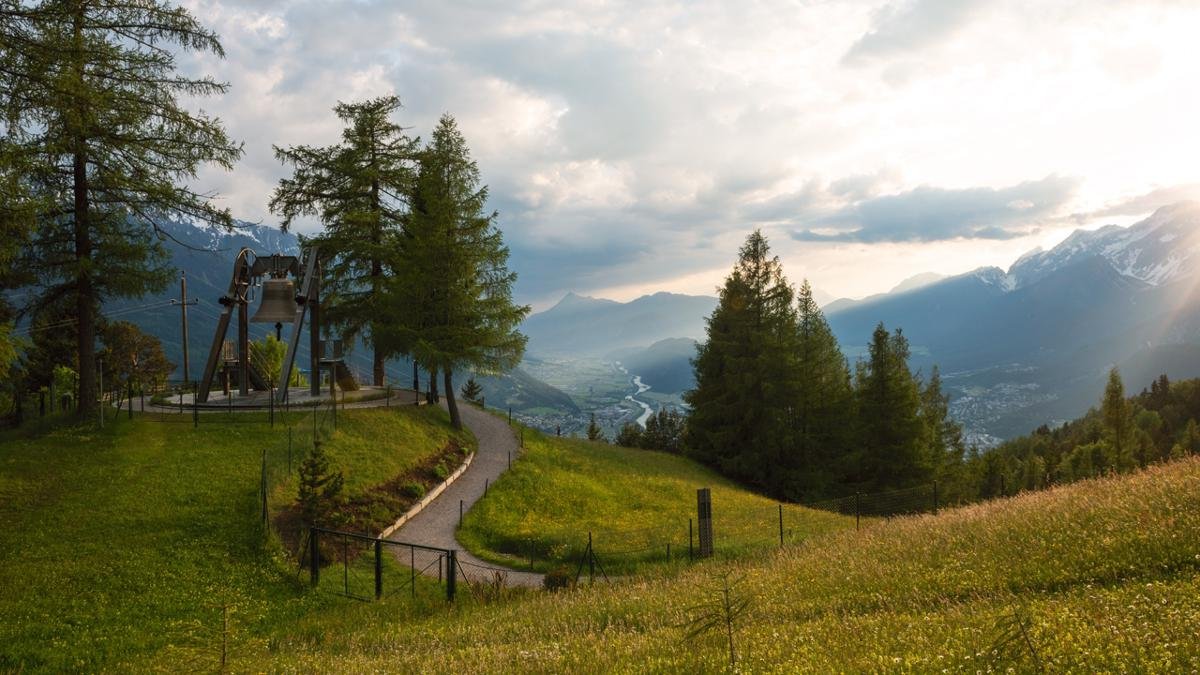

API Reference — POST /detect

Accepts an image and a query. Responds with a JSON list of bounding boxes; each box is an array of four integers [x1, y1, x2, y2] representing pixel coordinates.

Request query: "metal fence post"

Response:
[[447, 550, 457, 602], [374, 539, 383, 600], [310, 527, 320, 586]]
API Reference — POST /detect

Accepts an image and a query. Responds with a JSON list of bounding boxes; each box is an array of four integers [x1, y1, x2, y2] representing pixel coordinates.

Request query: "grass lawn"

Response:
[[0, 405, 466, 672], [458, 428, 856, 573], [252, 456, 1200, 672]]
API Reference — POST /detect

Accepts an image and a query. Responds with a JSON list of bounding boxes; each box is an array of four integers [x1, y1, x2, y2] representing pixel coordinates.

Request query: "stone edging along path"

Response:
[[384, 401, 545, 588], [378, 451, 474, 540]]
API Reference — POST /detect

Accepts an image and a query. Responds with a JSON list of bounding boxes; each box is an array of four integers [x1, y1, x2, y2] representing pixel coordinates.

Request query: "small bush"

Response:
[[433, 462, 449, 480], [543, 567, 573, 591], [401, 482, 426, 500]]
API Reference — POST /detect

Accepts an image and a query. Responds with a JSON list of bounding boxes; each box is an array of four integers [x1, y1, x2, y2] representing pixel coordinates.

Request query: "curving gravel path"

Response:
[[384, 401, 545, 588]]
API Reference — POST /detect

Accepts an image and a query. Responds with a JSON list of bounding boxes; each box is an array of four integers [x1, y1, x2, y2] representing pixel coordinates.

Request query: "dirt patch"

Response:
[[274, 439, 470, 560]]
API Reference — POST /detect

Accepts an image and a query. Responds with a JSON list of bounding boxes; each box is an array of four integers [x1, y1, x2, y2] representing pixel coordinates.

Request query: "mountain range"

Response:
[[101, 201, 1200, 444], [519, 202, 1200, 444]]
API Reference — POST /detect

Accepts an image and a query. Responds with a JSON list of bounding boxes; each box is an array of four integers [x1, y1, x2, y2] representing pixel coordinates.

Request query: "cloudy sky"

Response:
[[181, 0, 1200, 308]]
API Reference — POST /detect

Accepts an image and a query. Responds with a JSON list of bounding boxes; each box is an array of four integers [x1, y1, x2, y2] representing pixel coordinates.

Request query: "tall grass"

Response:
[[458, 429, 855, 573], [257, 458, 1200, 672]]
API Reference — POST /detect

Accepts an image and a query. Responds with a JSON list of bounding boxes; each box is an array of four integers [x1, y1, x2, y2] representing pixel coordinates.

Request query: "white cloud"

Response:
[[173, 0, 1200, 301]]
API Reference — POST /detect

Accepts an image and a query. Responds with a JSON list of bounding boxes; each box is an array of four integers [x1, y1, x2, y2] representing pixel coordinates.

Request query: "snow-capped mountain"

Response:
[[997, 202, 1200, 291], [825, 201, 1200, 445]]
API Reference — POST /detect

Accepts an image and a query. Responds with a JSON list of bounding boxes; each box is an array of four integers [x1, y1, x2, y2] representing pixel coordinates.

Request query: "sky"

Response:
[[180, 0, 1200, 309]]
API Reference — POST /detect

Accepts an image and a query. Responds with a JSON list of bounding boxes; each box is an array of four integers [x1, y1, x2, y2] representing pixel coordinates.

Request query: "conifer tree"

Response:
[[1101, 367, 1136, 471], [615, 422, 643, 448], [686, 230, 796, 495], [383, 114, 528, 429], [297, 441, 344, 528], [855, 323, 927, 489], [586, 413, 605, 442], [270, 96, 418, 386], [460, 376, 482, 403], [919, 365, 966, 489], [2, 0, 241, 417], [788, 280, 854, 497]]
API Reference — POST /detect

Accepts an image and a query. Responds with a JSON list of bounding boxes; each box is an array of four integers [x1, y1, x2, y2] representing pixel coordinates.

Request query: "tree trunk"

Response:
[[444, 368, 461, 430], [428, 366, 439, 403], [71, 6, 95, 419]]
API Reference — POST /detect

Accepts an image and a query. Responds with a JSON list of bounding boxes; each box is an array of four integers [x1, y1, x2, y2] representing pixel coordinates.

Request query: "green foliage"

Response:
[[856, 323, 928, 490], [614, 422, 643, 447], [98, 321, 174, 389], [685, 230, 798, 495], [297, 441, 345, 528], [248, 334, 307, 388], [432, 462, 449, 480], [585, 413, 605, 442], [961, 372, 1200, 501], [401, 482, 426, 499], [270, 96, 417, 386], [381, 114, 529, 428], [2, 0, 241, 416], [461, 376, 483, 403]]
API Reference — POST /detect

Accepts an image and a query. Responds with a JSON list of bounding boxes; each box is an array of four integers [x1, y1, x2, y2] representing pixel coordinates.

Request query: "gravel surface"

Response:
[[385, 400, 544, 588]]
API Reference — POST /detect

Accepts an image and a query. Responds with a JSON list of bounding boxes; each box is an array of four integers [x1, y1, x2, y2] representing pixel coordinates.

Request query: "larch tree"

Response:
[[270, 95, 418, 386], [384, 114, 527, 429], [1, 0, 241, 417], [685, 230, 797, 496]]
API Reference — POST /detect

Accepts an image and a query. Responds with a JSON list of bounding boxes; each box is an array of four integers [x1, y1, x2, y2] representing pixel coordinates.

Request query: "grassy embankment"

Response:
[[262, 456, 1200, 672], [458, 428, 859, 573], [0, 404, 469, 672]]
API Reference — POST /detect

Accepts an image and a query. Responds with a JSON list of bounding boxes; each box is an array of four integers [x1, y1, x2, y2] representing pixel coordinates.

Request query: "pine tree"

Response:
[[297, 441, 344, 528], [919, 366, 965, 477], [460, 376, 482, 403], [685, 230, 797, 495], [586, 413, 605, 442], [788, 280, 854, 498], [615, 422, 643, 448], [1101, 367, 1136, 471], [383, 114, 528, 429], [270, 96, 418, 386], [855, 323, 927, 490], [2, 0, 241, 417]]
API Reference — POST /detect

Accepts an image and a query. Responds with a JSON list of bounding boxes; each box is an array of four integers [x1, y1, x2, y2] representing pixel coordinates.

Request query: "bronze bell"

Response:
[[251, 276, 298, 324]]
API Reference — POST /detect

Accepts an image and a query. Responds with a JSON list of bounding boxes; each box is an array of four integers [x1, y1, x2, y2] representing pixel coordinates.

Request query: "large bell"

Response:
[[251, 277, 298, 324]]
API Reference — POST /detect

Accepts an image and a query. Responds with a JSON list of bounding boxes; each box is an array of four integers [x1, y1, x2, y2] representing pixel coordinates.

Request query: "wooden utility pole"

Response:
[[171, 272, 198, 383]]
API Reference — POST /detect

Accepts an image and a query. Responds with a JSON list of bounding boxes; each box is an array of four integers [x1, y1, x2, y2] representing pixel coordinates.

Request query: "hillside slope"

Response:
[[258, 457, 1200, 672]]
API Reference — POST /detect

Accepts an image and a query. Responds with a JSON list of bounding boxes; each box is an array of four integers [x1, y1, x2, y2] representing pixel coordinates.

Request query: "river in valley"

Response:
[[615, 363, 654, 427]]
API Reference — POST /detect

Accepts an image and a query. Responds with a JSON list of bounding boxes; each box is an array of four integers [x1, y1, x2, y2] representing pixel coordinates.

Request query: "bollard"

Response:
[[446, 550, 457, 602], [459, 499, 463, 527], [508, 450, 511, 469], [508, 407, 512, 425], [484, 478, 489, 496]]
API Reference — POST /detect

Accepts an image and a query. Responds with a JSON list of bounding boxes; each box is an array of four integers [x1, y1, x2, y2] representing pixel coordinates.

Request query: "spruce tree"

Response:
[[685, 230, 796, 495], [2, 0, 241, 417], [383, 114, 528, 429], [586, 413, 605, 442], [460, 376, 482, 403], [788, 280, 854, 497], [918, 365, 966, 489], [297, 441, 344, 528], [855, 323, 927, 489], [1101, 367, 1136, 471], [270, 96, 418, 386]]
